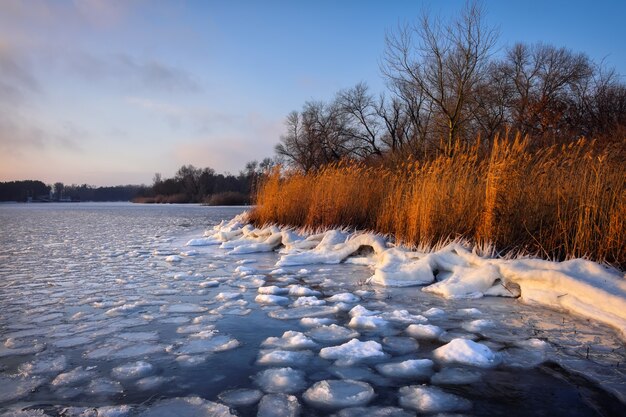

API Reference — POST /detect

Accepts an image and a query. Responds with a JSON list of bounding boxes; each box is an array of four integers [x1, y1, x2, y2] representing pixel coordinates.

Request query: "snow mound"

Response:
[[303, 379, 375, 409], [433, 338, 499, 368], [398, 385, 472, 413]]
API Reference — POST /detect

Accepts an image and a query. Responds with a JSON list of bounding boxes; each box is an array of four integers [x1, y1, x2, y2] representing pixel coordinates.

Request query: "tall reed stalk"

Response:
[[251, 138, 626, 268]]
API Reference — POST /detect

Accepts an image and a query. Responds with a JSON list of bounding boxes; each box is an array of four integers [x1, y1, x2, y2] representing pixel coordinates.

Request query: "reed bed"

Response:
[[251, 138, 626, 268]]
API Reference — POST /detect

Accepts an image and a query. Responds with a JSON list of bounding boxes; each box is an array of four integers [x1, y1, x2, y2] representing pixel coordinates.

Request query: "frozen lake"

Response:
[[0, 203, 624, 416]]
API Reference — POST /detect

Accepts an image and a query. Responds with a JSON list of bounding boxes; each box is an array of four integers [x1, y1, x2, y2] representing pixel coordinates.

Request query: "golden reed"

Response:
[[251, 137, 625, 268]]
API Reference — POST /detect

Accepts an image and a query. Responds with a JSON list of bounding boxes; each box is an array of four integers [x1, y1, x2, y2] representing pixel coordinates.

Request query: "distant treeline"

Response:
[[0, 180, 148, 202], [135, 160, 274, 205]]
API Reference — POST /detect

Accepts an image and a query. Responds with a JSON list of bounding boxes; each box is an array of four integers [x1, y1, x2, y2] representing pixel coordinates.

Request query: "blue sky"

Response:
[[1, 0, 625, 186]]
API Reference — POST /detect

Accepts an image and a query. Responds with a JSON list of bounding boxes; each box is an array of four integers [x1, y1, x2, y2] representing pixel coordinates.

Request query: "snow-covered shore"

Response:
[[188, 213, 626, 341]]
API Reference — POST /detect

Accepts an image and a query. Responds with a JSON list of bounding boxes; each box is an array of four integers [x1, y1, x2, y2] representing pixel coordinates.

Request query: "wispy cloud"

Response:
[[0, 43, 40, 103]]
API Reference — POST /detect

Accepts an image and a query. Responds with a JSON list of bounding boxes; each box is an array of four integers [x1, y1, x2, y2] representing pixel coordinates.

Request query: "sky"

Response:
[[1, 0, 625, 186]]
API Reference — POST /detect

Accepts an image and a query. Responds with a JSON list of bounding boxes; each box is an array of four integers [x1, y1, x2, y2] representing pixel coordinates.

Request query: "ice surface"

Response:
[[375, 359, 434, 379], [18, 355, 67, 376], [0, 375, 46, 402], [136, 375, 169, 390], [398, 385, 472, 413], [218, 388, 263, 406], [168, 334, 240, 355], [257, 394, 301, 417], [423, 307, 446, 318], [138, 396, 235, 417], [430, 367, 483, 385], [52, 367, 96, 387], [254, 367, 307, 393], [382, 309, 428, 324], [433, 338, 499, 368], [87, 378, 123, 396], [319, 339, 386, 365], [302, 379, 375, 409], [268, 306, 338, 320]]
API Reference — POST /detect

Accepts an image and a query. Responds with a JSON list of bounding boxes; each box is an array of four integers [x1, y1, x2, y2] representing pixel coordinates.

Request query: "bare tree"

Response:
[[383, 1, 498, 152], [336, 82, 383, 157]]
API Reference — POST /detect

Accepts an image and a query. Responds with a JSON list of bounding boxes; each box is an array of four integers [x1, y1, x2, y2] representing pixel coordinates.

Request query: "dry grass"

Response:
[[251, 137, 626, 268]]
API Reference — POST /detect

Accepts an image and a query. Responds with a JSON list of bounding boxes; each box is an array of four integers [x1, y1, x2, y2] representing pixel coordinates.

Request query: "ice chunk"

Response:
[[308, 325, 360, 343], [186, 237, 220, 246], [431, 367, 483, 385], [319, 339, 386, 365], [52, 366, 96, 387], [199, 280, 219, 288], [292, 296, 326, 307], [257, 394, 301, 417], [349, 305, 380, 317], [215, 292, 243, 301], [255, 294, 290, 305], [87, 378, 123, 396], [433, 338, 499, 368], [257, 349, 313, 366], [160, 303, 207, 314], [303, 379, 375, 409], [405, 324, 445, 340], [136, 376, 169, 390], [52, 335, 92, 348], [0, 375, 45, 402], [288, 285, 321, 296], [332, 406, 414, 417], [422, 307, 446, 318], [381, 336, 419, 355], [137, 396, 235, 417], [268, 306, 338, 320], [165, 255, 182, 262], [254, 367, 307, 394], [218, 388, 263, 406], [398, 385, 472, 413], [111, 361, 154, 380], [261, 331, 318, 350], [375, 359, 434, 379], [462, 319, 495, 333], [348, 315, 390, 331], [382, 310, 428, 324], [258, 285, 289, 295], [367, 249, 435, 287], [18, 355, 67, 376], [326, 292, 360, 303], [168, 335, 240, 355], [300, 317, 336, 327]]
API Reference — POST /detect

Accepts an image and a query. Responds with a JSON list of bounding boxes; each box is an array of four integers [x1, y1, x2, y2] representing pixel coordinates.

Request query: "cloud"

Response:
[[0, 43, 40, 103]]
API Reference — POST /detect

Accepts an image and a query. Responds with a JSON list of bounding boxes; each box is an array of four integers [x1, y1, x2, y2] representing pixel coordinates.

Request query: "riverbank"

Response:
[[251, 138, 625, 269]]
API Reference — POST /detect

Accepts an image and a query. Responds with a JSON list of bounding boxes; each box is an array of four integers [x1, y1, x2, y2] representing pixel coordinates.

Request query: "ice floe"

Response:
[[218, 388, 264, 406], [307, 325, 359, 343], [257, 349, 313, 366], [398, 385, 472, 413], [261, 331, 318, 350], [303, 379, 375, 409], [111, 361, 154, 380], [137, 396, 235, 417], [254, 367, 307, 393], [375, 359, 434, 379], [319, 339, 386, 365], [405, 324, 445, 340], [433, 338, 499, 368], [257, 393, 301, 417]]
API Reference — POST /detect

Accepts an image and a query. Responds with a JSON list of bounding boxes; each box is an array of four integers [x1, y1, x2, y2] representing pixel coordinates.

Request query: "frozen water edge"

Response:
[[1, 205, 625, 416]]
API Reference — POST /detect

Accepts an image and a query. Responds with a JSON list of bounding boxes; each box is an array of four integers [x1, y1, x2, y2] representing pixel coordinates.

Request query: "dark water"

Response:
[[0, 203, 623, 416]]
